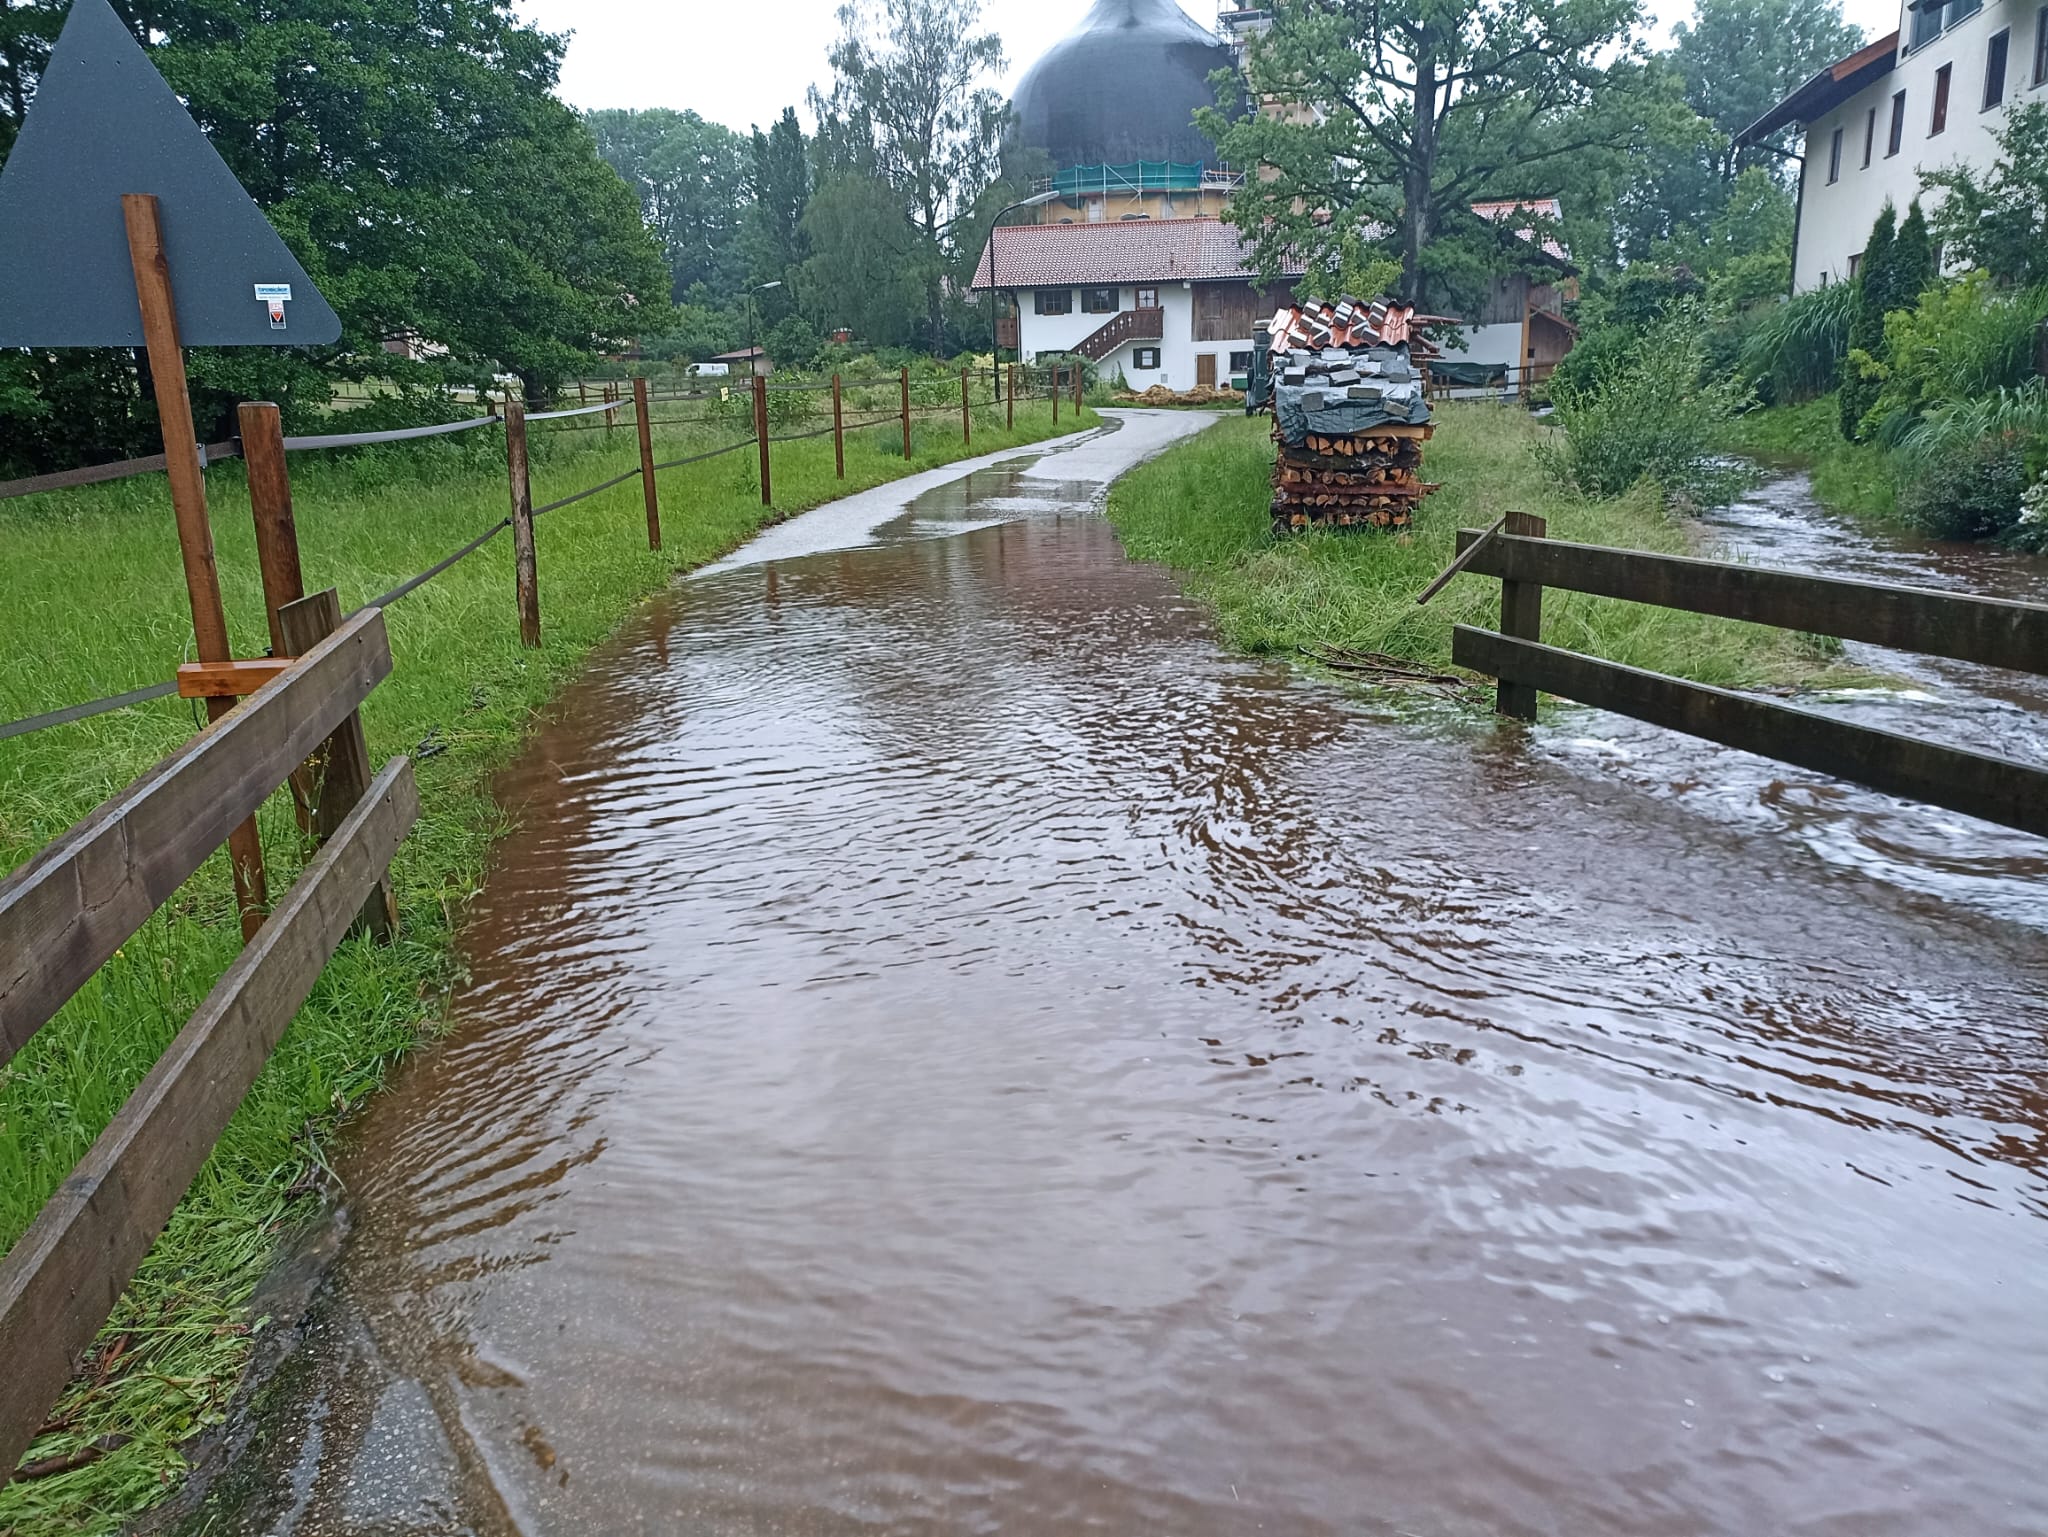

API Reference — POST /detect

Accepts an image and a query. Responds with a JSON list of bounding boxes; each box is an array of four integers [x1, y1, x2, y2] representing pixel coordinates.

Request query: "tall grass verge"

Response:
[[0, 398, 1096, 1536], [1737, 281, 1857, 404], [1105, 405, 1845, 690], [1718, 394, 1900, 520]]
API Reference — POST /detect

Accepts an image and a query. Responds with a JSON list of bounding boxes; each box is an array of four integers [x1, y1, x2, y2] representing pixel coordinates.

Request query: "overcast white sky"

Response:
[[515, 0, 1903, 131]]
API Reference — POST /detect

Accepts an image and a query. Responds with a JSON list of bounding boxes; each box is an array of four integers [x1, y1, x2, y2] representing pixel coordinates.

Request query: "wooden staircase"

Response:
[[1074, 306, 1163, 363]]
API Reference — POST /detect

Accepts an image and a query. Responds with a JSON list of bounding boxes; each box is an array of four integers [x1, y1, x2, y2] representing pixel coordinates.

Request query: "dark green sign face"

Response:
[[0, 0, 340, 348]]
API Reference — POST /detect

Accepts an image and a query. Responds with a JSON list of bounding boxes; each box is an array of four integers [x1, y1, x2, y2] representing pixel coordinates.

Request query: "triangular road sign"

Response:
[[0, 0, 341, 348]]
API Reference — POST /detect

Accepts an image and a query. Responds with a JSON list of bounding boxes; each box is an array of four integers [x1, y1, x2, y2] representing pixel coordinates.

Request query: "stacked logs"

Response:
[[1271, 423, 1440, 534]]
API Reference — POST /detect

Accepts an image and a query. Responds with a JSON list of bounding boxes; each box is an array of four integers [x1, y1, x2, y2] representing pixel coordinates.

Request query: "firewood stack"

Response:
[[1263, 297, 1444, 535]]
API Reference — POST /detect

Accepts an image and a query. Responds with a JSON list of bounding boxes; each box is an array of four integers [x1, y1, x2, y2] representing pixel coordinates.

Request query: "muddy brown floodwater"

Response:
[[196, 415, 2047, 1537]]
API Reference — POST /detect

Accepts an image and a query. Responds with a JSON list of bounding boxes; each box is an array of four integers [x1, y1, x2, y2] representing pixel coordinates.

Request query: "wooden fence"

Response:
[[0, 603, 417, 1481], [0, 358, 1093, 1483], [1448, 517, 2048, 838]]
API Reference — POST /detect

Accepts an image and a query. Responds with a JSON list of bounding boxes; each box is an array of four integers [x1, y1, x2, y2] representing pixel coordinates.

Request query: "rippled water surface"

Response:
[[214, 417, 2048, 1536]]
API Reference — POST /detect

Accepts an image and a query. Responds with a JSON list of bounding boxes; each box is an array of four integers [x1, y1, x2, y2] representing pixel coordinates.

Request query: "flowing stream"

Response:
[[187, 417, 2047, 1537]]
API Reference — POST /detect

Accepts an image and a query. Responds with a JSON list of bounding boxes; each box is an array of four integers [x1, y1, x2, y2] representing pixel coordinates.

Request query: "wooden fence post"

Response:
[[753, 373, 772, 507], [633, 376, 660, 551], [504, 400, 541, 648], [605, 381, 618, 435], [1007, 363, 1016, 430], [1496, 510, 1547, 720], [237, 403, 306, 654], [1052, 365, 1059, 424], [961, 367, 971, 446], [123, 192, 266, 941], [1073, 362, 1084, 412], [900, 365, 912, 458], [238, 400, 317, 833], [276, 588, 398, 940], [578, 380, 588, 407], [832, 373, 845, 479]]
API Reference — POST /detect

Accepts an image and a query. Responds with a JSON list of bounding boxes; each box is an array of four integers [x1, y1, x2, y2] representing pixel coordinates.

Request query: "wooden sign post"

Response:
[[0, 0, 345, 947], [124, 194, 267, 939]]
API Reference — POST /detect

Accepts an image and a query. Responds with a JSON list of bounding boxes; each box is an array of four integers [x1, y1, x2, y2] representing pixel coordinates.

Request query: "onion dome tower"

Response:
[[1011, 0, 1237, 171]]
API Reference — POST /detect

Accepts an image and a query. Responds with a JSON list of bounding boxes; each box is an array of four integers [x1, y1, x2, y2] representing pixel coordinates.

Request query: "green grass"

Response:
[[1105, 403, 1848, 690], [0, 395, 1095, 1536], [1719, 394, 1900, 521]]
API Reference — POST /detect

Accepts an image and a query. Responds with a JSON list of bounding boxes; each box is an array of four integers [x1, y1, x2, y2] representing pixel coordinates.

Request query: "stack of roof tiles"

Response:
[[1265, 297, 1441, 536]]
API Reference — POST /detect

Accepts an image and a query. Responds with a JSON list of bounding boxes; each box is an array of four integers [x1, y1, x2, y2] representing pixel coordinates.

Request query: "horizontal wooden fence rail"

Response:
[[1447, 524, 2048, 839], [1453, 528, 2048, 676], [0, 610, 417, 1483], [0, 608, 392, 1066], [1453, 627, 2048, 839]]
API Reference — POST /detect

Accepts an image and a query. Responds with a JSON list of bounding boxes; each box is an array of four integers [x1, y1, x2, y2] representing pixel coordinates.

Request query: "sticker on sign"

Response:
[[256, 282, 292, 329]]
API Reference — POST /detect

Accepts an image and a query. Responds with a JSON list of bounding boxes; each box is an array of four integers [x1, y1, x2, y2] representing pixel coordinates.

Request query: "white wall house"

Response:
[[1742, 0, 2048, 292], [973, 218, 1303, 391]]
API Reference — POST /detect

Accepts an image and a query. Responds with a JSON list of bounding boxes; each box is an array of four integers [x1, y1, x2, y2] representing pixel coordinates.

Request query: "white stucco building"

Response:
[[1741, 0, 2047, 292], [972, 218, 1303, 391]]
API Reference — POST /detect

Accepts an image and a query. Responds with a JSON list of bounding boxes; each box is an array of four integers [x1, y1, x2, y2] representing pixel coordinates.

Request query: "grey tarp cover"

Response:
[[1429, 359, 1510, 387], [1273, 345, 1431, 442]]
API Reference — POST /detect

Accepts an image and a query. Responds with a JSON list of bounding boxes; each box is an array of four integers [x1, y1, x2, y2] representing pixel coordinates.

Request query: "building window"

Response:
[[1952, 0, 1982, 22], [1863, 106, 1877, 165], [1985, 28, 2010, 106], [1932, 62, 1953, 132], [1133, 347, 1161, 370], [1827, 126, 1844, 181], [1135, 286, 1159, 309], [1034, 289, 1072, 316], [2035, 5, 2047, 83], [1888, 89, 1908, 153], [1081, 287, 1120, 315], [1912, 0, 1944, 50], [1229, 350, 1255, 372], [1849, 251, 1864, 279]]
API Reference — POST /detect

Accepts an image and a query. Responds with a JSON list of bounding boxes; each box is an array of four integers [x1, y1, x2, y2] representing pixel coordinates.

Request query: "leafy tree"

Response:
[[1671, 0, 1864, 179], [587, 108, 751, 300], [815, 0, 1007, 350], [1203, 0, 1655, 307], [744, 106, 811, 324], [1921, 101, 2048, 288], [1840, 199, 1896, 438], [797, 174, 926, 349], [1597, 0, 1859, 267]]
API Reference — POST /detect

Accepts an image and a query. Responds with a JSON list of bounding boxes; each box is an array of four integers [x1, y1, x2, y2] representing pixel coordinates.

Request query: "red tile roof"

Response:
[[970, 217, 1304, 290]]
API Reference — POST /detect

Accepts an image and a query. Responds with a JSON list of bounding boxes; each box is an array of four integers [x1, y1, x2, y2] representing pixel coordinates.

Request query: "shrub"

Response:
[[1536, 312, 1749, 504], [1895, 376, 2048, 471], [1738, 281, 1856, 404], [1865, 274, 2048, 442], [1897, 435, 2032, 540]]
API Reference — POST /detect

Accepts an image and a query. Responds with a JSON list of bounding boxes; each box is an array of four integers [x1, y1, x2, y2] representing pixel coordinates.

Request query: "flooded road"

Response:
[[205, 416, 2048, 1537]]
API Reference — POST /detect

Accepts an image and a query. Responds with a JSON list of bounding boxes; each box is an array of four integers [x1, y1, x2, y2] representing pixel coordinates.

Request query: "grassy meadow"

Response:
[[1105, 403, 1848, 689], [0, 394, 1096, 1535]]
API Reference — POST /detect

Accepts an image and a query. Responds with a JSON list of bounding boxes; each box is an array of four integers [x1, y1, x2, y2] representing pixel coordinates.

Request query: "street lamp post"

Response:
[[748, 279, 783, 378], [966, 189, 1057, 404]]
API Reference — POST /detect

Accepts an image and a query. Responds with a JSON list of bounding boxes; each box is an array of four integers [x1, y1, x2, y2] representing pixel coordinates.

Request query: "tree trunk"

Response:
[[1403, 48, 1439, 307]]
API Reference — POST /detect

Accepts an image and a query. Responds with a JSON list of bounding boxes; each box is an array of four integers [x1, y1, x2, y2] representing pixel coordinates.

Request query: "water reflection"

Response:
[[207, 420, 2047, 1537]]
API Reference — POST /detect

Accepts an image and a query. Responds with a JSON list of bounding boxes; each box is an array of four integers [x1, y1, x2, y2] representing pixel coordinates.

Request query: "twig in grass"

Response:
[[15, 1435, 130, 1482], [1299, 643, 1475, 697]]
